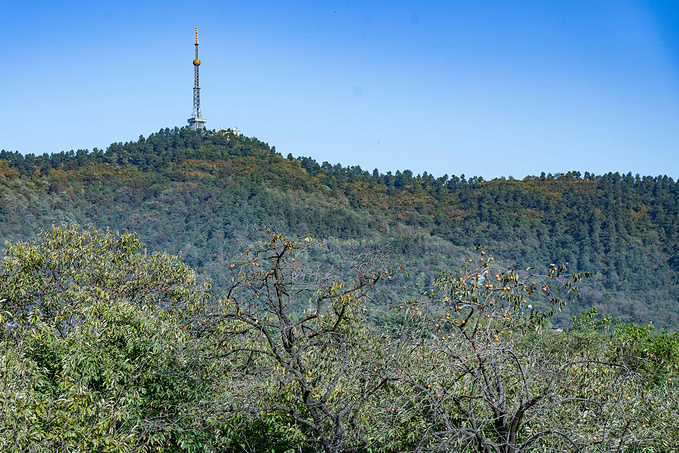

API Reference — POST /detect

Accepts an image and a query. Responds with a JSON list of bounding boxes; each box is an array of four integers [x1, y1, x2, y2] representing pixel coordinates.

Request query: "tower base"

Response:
[[188, 117, 207, 130]]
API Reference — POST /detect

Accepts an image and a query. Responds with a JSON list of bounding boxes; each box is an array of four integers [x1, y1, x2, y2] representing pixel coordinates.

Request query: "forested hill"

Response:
[[1, 127, 678, 328]]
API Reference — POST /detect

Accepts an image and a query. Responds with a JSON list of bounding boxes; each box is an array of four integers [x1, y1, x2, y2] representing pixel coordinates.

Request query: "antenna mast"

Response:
[[188, 28, 206, 130]]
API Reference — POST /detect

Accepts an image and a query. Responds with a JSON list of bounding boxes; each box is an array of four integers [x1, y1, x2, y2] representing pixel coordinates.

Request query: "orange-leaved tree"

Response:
[[196, 233, 405, 453], [377, 248, 672, 452]]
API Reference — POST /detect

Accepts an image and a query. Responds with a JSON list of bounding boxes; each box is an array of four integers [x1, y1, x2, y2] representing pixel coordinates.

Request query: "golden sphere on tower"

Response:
[[193, 59, 201, 66]]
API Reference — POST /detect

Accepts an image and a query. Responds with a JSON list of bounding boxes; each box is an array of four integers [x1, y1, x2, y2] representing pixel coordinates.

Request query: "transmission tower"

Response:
[[187, 28, 206, 130]]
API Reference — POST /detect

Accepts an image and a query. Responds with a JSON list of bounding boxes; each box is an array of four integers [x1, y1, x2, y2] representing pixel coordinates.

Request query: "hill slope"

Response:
[[1, 127, 678, 328]]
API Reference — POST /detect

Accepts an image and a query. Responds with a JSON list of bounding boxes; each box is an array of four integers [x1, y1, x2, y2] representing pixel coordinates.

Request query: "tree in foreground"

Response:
[[194, 233, 405, 453], [379, 250, 679, 452], [0, 225, 211, 452]]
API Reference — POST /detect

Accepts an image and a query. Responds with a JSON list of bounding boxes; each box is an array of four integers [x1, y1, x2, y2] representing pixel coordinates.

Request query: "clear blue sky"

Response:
[[1, 1, 678, 179]]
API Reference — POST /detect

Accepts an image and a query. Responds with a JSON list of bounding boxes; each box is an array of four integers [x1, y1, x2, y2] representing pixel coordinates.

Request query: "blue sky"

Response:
[[1, 1, 678, 179]]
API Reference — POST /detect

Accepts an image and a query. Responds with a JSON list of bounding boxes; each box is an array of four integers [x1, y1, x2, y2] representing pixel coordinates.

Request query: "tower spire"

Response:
[[188, 28, 206, 130]]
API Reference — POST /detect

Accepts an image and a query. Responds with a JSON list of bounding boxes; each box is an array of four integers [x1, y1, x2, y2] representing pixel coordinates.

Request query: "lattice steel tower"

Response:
[[188, 28, 206, 130]]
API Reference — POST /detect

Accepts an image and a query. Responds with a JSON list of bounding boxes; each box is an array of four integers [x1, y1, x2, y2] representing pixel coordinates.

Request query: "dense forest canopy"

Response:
[[1, 126, 678, 328]]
